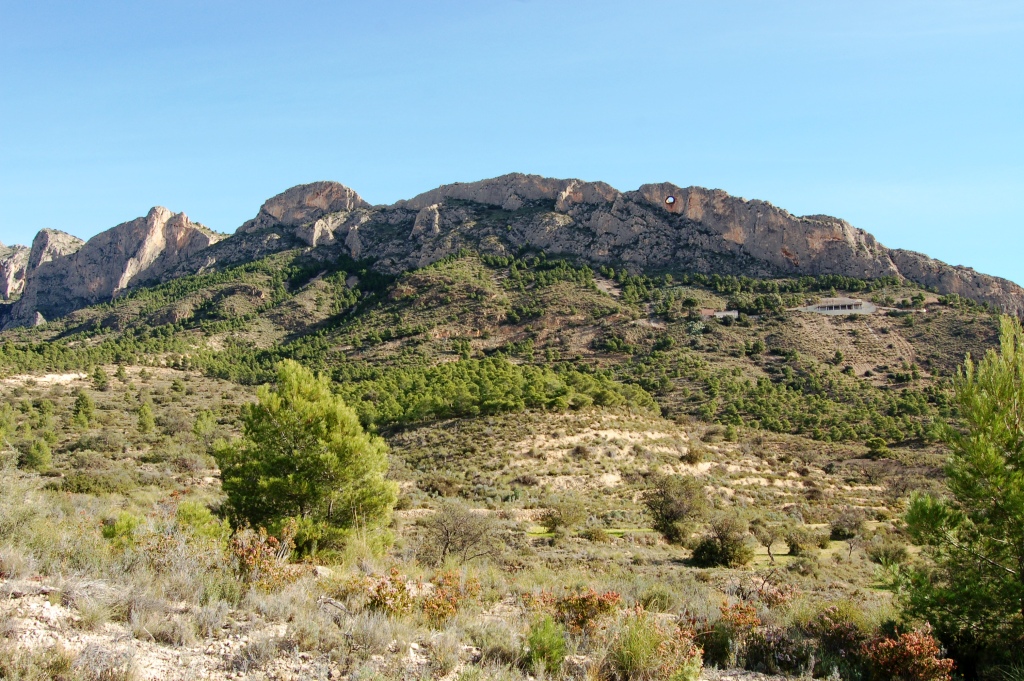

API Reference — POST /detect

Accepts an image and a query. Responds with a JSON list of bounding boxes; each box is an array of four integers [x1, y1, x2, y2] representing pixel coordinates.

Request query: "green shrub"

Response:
[[62, 469, 137, 495], [867, 538, 908, 566], [18, 438, 51, 470], [176, 501, 230, 543], [526, 616, 566, 675], [642, 474, 708, 545], [690, 514, 753, 567], [101, 511, 143, 549]]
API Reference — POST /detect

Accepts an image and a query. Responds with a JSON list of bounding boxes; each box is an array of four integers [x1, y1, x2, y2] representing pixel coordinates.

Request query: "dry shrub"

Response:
[[74, 643, 138, 681], [349, 611, 398, 658], [430, 630, 464, 676], [232, 635, 286, 673], [149, 614, 197, 647], [0, 644, 81, 680], [603, 609, 702, 681], [195, 600, 229, 638], [0, 546, 35, 579], [467, 619, 524, 667], [230, 526, 295, 592], [286, 609, 347, 653], [75, 597, 112, 631]]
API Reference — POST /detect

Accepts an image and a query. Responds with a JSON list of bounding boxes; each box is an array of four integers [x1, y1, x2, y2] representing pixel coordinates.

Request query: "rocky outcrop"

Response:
[[0, 243, 30, 300], [237, 182, 369, 235], [343, 174, 1023, 314], [5, 208, 220, 328], [889, 249, 1024, 313], [5, 173, 1023, 327], [27, 229, 85, 269]]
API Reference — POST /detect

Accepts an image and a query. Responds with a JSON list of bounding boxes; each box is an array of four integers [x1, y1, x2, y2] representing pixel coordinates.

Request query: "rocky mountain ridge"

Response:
[[3, 208, 219, 328], [2, 174, 1021, 327]]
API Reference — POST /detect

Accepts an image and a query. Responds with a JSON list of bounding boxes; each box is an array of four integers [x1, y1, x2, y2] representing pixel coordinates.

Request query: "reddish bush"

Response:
[[366, 567, 416, 616], [862, 628, 954, 681], [421, 570, 481, 625], [230, 526, 294, 591], [524, 587, 622, 633]]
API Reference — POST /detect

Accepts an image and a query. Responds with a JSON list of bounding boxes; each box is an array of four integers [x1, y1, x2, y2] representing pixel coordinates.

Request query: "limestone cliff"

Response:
[[4, 173, 1022, 327], [291, 173, 1022, 314], [0, 243, 30, 301], [237, 182, 369, 235], [5, 208, 220, 327]]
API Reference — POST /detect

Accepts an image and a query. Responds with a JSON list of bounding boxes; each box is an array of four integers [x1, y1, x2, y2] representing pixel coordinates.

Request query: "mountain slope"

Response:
[[2, 174, 1020, 327]]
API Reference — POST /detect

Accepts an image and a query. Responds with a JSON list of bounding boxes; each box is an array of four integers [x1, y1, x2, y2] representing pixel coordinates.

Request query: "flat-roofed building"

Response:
[[799, 297, 877, 315]]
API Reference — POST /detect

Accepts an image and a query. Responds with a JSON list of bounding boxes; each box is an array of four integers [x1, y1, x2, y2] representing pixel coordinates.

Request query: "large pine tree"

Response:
[[214, 360, 396, 553], [904, 316, 1024, 668]]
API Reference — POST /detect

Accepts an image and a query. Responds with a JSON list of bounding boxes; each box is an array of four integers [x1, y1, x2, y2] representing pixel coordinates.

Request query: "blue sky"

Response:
[[1, 1, 1022, 283]]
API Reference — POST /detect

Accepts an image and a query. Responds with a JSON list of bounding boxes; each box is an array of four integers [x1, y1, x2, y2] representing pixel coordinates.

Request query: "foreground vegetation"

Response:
[[0, 247, 1018, 679]]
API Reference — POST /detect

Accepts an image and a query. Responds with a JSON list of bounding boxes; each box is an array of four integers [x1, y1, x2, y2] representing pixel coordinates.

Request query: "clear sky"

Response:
[[1, 1, 1022, 283]]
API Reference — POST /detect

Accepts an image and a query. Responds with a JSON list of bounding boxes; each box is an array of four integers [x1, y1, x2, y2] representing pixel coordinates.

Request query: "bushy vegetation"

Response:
[[336, 356, 659, 431], [0, 244, 1013, 678]]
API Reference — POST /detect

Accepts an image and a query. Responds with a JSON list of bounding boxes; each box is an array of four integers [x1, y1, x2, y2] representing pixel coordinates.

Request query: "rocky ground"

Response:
[[1, 577, 790, 681]]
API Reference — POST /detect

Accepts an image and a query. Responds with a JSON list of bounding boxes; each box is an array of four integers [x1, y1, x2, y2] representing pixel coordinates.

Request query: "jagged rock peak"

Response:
[[28, 229, 85, 269], [237, 181, 369, 234], [0, 243, 31, 301], [396, 173, 619, 212], [4, 207, 221, 329]]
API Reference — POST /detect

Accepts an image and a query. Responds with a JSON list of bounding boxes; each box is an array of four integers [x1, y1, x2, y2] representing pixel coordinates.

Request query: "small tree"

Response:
[[92, 366, 109, 391], [539, 495, 587, 534], [642, 474, 709, 544], [213, 360, 396, 553], [419, 500, 503, 565], [903, 316, 1024, 667], [137, 403, 155, 434], [18, 439, 51, 471], [751, 519, 785, 563], [830, 508, 866, 541], [72, 389, 94, 428]]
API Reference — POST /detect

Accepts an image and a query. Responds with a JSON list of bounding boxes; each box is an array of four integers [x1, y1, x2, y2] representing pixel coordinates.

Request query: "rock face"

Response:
[[4, 173, 1022, 327], [0, 243, 30, 300], [237, 182, 369, 235], [5, 208, 220, 328], [27, 229, 85, 270], [294, 173, 1020, 313]]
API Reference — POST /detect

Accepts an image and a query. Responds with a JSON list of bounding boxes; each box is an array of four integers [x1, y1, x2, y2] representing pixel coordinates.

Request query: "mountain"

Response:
[[1, 173, 1020, 327], [2, 208, 220, 328]]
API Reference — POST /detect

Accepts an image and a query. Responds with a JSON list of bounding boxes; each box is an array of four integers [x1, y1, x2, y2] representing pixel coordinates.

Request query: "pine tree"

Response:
[[72, 389, 94, 428], [213, 360, 396, 553], [137, 403, 155, 434], [904, 316, 1024, 667]]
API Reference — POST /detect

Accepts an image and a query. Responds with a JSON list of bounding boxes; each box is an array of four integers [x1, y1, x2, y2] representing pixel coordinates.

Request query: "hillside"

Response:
[[1, 174, 1021, 330], [0, 178, 1011, 680]]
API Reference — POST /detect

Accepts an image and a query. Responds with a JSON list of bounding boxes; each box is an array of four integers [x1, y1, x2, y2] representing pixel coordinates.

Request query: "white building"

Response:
[[799, 297, 877, 316]]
